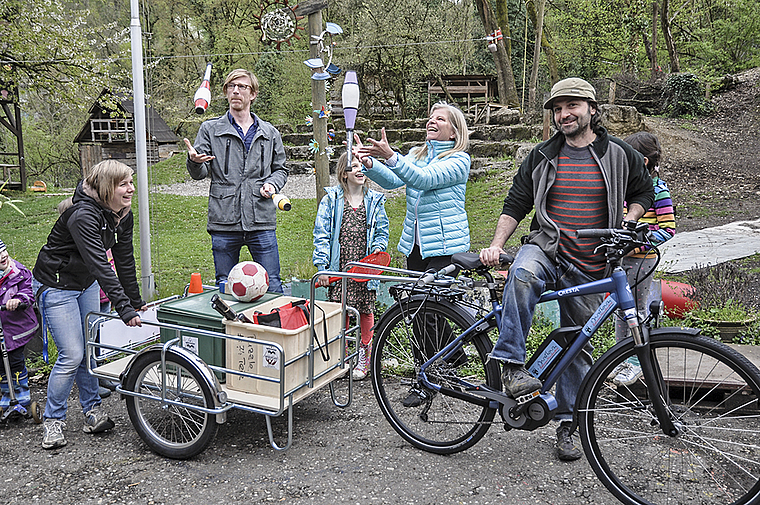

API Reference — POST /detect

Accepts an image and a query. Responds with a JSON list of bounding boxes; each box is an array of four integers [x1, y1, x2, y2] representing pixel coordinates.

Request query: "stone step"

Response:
[[282, 123, 542, 147], [469, 124, 542, 142]]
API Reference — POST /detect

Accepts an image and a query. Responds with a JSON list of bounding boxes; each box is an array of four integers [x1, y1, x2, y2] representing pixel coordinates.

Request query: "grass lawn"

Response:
[[2, 156, 528, 299]]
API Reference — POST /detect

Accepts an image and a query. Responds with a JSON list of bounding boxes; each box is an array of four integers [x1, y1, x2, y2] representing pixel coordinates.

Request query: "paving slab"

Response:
[[658, 218, 760, 273]]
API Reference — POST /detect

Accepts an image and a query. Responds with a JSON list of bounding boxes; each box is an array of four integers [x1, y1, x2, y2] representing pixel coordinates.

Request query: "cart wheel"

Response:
[[123, 350, 218, 459], [30, 401, 42, 424]]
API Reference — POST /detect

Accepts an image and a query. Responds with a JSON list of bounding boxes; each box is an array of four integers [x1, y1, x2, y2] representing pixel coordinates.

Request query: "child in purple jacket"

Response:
[[0, 238, 39, 408]]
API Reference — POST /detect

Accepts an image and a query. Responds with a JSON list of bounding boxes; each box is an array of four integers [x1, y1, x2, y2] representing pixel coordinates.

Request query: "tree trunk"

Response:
[[660, 0, 681, 72], [495, 0, 511, 56], [525, 1, 558, 84], [528, 0, 546, 115], [651, 0, 659, 77], [474, 0, 519, 107]]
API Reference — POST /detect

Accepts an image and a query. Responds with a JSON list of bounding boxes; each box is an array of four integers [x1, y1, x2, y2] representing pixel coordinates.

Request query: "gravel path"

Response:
[[154, 174, 403, 200], [1, 379, 610, 505]]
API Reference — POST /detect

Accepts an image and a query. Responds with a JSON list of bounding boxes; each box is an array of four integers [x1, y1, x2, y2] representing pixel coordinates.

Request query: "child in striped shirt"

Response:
[[611, 132, 675, 386]]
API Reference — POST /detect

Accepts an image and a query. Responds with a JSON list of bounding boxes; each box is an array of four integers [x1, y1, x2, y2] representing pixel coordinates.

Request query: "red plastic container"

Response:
[[661, 280, 697, 318]]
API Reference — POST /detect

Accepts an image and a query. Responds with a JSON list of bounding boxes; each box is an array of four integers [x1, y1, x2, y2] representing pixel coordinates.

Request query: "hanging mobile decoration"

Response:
[[327, 129, 335, 141], [305, 115, 313, 127], [304, 21, 344, 80], [254, 0, 305, 50]]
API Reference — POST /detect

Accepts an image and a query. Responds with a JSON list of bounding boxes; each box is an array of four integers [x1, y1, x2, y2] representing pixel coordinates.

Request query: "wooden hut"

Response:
[[74, 91, 180, 176]]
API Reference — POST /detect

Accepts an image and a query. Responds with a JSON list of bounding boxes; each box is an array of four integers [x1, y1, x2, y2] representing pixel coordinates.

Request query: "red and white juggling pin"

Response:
[[193, 63, 213, 114]]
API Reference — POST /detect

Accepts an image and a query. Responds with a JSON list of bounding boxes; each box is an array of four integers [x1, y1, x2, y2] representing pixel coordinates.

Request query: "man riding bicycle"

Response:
[[480, 78, 654, 461]]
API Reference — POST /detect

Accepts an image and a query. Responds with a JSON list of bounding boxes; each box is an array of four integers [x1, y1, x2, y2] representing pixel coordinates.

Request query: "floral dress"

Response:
[[328, 200, 376, 313]]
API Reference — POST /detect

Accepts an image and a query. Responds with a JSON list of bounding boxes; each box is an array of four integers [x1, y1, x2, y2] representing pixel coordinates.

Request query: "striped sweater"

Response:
[[625, 176, 675, 256]]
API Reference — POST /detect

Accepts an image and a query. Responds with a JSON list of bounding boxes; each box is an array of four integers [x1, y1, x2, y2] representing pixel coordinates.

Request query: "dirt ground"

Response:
[[644, 67, 760, 233], [2, 68, 759, 505]]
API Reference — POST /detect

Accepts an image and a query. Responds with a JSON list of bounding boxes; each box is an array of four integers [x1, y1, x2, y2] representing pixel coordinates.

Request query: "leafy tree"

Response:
[[0, 0, 128, 102], [1, 0, 130, 183]]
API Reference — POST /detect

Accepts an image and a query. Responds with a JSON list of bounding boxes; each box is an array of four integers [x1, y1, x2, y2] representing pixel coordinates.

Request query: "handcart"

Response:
[[86, 276, 370, 460]]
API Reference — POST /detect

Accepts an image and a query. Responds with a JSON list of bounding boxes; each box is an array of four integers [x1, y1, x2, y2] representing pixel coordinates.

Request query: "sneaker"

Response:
[[42, 419, 67, 449], [82, 406, 115, 434], [614, 363, 643, 386], [99, 378, 119, 391], [352, 343, 370, 381], [607, 362, 629, 381], [501, 364, 542, 399], [402, 384, 435, 407], [556, 422, 582, 461]]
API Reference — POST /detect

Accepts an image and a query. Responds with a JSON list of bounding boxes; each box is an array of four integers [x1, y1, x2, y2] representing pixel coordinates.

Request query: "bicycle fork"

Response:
[[630, 324, 679, 436]]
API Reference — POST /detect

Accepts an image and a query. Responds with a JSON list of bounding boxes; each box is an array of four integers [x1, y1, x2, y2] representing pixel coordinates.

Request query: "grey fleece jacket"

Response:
[[502, 126, 654, 263], [187, 113, 288, 232]]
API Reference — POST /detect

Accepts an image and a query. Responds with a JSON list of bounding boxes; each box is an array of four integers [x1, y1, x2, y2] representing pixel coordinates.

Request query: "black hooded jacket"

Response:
[[34, 181, 145, 323]]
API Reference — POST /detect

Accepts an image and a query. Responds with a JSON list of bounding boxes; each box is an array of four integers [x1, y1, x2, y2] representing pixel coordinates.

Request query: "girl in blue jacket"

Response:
[[355, 102, 470, 405], [313, 152, 389, 380]]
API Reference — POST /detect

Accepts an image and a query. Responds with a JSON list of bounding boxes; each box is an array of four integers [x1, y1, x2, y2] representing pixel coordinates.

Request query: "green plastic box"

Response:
[[157, 290, 281, 381]]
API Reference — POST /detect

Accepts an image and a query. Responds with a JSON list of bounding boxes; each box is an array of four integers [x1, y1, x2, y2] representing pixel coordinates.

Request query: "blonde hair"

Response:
[[223, 69, 260, 95], [84, 160, 133, 204], [57, 196, 73, 215], [411, 102, 469, 161], [336, 152, 370, 196]]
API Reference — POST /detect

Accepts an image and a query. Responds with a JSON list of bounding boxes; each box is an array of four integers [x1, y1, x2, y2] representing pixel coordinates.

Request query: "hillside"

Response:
[[644, 67, 760, 233]]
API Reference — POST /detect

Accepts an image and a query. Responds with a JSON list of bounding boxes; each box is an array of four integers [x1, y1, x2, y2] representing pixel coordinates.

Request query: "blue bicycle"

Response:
[[370, 225, 760, 505]]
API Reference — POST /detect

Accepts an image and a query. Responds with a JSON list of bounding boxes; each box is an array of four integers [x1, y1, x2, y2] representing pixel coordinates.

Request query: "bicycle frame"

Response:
[[415, 262, 677, 435]]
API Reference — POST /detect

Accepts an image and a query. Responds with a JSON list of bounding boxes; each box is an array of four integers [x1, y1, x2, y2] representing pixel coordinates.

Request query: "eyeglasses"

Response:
[[226, 83, 252, 91]]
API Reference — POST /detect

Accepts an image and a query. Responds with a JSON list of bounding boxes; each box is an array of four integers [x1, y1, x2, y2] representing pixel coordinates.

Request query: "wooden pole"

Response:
[[308, 12, 329, 205]]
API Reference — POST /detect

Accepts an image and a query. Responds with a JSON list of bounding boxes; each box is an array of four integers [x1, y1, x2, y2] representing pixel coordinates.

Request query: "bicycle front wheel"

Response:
[[371, 298, 500, 454], [578, 333, 760, 505]]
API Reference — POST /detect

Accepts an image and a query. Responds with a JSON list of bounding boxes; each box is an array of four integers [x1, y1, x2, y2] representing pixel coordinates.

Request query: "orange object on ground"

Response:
[[661, 279, 697, 318], [30, 180, 47, 192], [188, 272, 203, 294]]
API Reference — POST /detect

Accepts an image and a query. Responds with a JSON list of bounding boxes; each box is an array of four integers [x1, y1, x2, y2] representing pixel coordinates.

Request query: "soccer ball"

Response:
[[227, 261, 269, 302]]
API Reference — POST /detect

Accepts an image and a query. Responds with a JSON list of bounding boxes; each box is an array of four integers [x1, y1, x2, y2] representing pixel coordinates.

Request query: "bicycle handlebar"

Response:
[[0, 302, 29, 311], [576, 228, 617, 239]]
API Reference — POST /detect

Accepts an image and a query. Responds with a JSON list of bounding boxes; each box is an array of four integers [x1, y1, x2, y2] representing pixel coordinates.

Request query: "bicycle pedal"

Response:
[[515, 390, 540, 405]]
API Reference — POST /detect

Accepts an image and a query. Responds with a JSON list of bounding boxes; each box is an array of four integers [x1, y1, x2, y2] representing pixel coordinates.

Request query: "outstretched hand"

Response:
[[184, 138, 215, 164], [356, 127, 394, 162], [351, 133, 373, 168]]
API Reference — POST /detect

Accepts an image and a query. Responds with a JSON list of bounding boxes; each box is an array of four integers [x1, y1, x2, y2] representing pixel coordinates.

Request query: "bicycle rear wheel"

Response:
[[371, 298, 500, 454], [578, 333, 760, 505]]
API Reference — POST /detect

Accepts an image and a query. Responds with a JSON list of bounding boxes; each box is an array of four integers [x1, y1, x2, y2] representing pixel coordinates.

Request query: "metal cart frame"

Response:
[[85, 266, 424, 459]]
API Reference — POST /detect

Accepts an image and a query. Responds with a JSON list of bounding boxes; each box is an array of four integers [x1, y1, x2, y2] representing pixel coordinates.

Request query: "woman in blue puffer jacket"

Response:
[[355, 101, 470, 406], [356, 102, 470, 270]]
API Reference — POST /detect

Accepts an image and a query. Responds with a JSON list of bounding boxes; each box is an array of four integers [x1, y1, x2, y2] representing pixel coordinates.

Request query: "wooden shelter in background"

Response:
[[427, 75, 498, 121], [74, 91, 180, 177], [0, 84, 26, 191]]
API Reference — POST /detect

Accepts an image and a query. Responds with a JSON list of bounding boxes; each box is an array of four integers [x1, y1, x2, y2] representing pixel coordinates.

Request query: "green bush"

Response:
[[661, 73, 713, 117]]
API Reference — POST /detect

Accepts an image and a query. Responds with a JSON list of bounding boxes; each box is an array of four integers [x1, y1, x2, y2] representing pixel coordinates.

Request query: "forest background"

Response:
[[2, 0, 759, 188]]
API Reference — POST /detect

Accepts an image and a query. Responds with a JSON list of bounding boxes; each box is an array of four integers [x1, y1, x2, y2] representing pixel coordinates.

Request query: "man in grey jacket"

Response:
[[184, 68, 288, 292], [480, 78, 653, 461]]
